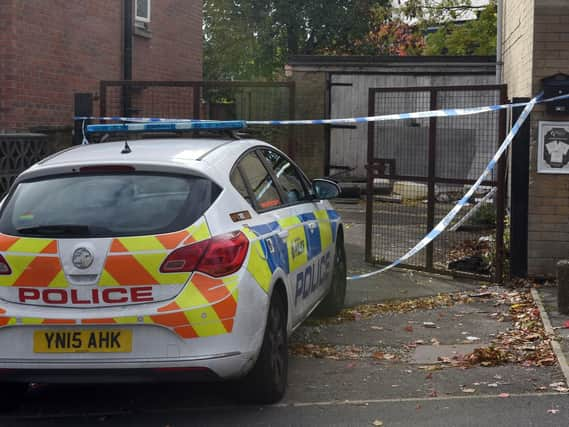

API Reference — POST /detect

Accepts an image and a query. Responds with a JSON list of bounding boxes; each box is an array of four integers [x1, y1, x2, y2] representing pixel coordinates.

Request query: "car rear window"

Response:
[[0, 173, 220, 238]]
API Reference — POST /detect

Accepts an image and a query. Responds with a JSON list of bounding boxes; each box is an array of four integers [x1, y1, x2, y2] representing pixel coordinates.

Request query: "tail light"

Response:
[[160, 231, 249, 277], [0, 255, 11, 275]]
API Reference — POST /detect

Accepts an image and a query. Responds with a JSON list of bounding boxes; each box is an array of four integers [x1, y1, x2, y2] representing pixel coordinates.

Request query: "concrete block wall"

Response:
[[0, 0, 202, 132]]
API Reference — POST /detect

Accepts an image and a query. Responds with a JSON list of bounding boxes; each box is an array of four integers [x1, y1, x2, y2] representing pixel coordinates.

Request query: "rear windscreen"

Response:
[[0, 173, 220, 238]]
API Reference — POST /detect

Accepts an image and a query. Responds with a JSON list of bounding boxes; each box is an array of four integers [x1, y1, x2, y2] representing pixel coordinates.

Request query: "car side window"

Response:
[[260, 149, 308, 204], [230, 168, 253, 205], [236, 152, 282, 210]]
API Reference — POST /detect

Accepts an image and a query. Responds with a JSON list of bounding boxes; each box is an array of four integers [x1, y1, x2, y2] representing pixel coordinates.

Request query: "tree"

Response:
[[423, 1, 497, 55], [203, 0, 392, 80]]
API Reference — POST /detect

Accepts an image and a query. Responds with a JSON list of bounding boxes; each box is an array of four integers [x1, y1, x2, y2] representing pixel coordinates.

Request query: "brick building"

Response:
[[0, 0, 203, 132], [501, 0, 569, 276]]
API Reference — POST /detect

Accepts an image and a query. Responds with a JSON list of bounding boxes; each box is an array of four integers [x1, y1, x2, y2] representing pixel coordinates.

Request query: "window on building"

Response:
[[135, 0, 151, 23]]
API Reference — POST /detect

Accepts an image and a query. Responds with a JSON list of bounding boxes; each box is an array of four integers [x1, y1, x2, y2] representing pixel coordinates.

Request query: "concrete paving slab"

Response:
[[345, 268, 479, 307], [285, 357, 564, 403], [295, 301, 510, 348], [411, 344, 483, 364]]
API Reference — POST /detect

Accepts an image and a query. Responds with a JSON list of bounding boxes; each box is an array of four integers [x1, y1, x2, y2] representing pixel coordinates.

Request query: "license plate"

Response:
[[33, 329, 132, 353]]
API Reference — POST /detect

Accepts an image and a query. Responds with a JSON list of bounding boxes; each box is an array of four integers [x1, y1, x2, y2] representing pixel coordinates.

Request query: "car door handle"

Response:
[[278, 230, 289, 239]]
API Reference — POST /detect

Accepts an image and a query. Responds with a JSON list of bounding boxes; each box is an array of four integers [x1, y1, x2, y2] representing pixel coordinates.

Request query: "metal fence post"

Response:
[[365, 88, 376, 263], [510, 97, 531, 278], [73, 93, 93, 146]]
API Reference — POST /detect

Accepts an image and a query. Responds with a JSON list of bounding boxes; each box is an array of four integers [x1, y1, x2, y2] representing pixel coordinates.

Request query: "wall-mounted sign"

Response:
[[537, 121, 569, 174]]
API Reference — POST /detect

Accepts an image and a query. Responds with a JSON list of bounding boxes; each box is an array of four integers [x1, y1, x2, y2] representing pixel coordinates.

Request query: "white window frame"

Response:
[[135, 0, 151, 24]]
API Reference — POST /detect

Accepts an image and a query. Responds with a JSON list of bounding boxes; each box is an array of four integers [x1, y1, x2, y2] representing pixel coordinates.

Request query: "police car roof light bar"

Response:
[[86, 120, 247, 134]]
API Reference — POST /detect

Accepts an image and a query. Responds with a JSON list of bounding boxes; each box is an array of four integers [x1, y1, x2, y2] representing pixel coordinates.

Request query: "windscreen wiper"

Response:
[[17, 224, 92, 236]]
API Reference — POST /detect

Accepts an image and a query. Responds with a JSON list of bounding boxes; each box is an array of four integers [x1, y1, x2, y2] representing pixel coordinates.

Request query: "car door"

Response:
[[257, 149, 332, 326]]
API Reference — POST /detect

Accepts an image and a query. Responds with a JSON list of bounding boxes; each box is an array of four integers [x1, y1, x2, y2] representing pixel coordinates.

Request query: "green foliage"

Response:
[[203, 0, 498, 81], [203, 0, 392, 80], [470, 203, 497, 227], [424, 1, 497, 55]]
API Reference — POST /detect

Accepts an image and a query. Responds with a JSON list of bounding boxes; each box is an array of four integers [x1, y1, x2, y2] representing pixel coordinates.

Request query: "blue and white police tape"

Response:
[[347, 92, 542, 281], [74, 92, 569, 126]]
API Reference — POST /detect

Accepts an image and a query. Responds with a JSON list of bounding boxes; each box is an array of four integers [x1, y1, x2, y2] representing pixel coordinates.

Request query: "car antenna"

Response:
[[121, 140, 132, 154]]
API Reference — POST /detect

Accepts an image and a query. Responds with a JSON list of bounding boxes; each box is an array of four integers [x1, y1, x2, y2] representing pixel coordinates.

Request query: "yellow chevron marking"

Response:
[[0, 256, 34, 286], [21, 318, 43, 325], [183, 308, 226, 337], [48, 270, 68, 288], [188, 221, 211, 243], [175, 280, 210, 307], [118, 236, 165, 252], [247, 241, 272, 292], [98, 270, 120, 287], [7, 238, 52, 254], [114, 316, 139, 324], [132, 253, 189, 285]]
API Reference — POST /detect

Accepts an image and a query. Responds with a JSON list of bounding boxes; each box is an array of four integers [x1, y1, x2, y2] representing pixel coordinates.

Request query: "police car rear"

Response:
[[0, 122, 345, 408]]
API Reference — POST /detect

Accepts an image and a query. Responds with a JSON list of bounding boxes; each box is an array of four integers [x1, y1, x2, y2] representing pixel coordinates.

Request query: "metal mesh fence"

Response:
[[369, 90, 431, 267], [0, 134, 52, 197], [367, 86, 506, 279]]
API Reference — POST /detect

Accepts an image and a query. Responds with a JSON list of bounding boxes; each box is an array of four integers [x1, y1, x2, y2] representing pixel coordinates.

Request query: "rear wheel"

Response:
[[0, 383, 26, 412], [317, 231, 347, 316], [240, 289, 288, 404]]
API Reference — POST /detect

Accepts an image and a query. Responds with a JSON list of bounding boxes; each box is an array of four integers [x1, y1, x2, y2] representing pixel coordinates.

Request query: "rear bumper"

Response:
[[0, 351, 255, 384], [0, 367, 221, 384]]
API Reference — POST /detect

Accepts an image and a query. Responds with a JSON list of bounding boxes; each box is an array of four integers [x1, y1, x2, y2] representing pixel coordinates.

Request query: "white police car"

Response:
[[0, 120, 345, 406]]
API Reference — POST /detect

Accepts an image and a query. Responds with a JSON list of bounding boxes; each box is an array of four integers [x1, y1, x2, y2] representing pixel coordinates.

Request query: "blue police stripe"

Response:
[[326, 209, 340, 241], [249, 222, 280, 236], [298, 213, 321, 260]]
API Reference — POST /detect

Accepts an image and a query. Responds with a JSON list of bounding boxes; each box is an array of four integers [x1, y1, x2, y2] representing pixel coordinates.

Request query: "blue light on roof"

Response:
[[86, 120, 247, 134]]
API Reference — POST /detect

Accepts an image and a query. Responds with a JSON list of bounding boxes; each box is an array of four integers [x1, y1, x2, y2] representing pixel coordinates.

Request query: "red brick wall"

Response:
[[0, 0, 203, 131], [133, 0, 203, 81]]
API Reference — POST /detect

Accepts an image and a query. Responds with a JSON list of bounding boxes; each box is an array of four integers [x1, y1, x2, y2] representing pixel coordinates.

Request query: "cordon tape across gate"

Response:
[[75, 92, 568, 280]]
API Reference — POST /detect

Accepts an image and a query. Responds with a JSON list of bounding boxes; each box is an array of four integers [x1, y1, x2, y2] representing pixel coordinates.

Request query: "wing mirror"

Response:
[[312, 179, 341, 200]]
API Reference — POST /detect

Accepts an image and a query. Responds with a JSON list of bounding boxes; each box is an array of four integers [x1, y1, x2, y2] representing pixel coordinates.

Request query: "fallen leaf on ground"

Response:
[[462, 388, 476, 393], [404, 325, 414, 333], [498, 393, 510, 398], [372, 420, 384, 426], [549, 382, 565, 388], [466, 336, 480, 342], [563, 320, 569, 329], [418, 365, 443, 371]]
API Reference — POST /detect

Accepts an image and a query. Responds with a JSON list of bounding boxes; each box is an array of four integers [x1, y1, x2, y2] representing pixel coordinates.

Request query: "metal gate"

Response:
[[99, 81, 296, 157], [365, 85, 507, 281]]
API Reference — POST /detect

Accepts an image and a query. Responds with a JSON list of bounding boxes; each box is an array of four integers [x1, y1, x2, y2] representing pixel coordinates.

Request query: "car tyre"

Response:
[[240, 289, 288, 404], [317, 231, 347, 316], [0, 383, 26, 412]]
